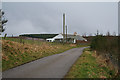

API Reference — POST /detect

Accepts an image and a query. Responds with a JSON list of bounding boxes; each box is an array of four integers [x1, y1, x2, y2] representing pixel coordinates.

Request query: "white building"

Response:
[[46, 33, 87, 43], [46, 33, 63, 42]]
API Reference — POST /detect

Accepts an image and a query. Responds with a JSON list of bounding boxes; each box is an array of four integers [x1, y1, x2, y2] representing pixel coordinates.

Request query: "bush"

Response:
[[90, 35, 118, 66]]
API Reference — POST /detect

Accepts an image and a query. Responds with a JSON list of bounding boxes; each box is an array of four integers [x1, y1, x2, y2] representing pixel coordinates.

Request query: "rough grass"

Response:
[[2, 38, 88, 71], [65, 48, 117, 78]]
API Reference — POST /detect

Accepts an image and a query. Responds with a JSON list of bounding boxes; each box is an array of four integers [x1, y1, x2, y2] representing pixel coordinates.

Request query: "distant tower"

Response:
[[66, 25, 67, 42], [63, 13, 65, 42]]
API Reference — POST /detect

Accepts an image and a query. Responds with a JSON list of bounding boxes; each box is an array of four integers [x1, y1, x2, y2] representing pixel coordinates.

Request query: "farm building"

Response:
[[19, 14, 87, 44], [20, 33, 87, 44], [19, 34, 58, 39], [46, 33, 87, 43]]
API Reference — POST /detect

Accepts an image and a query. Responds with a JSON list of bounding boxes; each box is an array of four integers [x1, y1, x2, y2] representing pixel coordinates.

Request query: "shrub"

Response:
[[90, 35, 118, 67]]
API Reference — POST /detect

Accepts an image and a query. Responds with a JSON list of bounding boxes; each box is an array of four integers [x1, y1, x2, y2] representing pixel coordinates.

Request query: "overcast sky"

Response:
[[2, 2, 118, 36]]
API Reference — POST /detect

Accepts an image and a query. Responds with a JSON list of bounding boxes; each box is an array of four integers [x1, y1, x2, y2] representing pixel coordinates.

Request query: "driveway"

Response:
[[3, 47, 87, 78]]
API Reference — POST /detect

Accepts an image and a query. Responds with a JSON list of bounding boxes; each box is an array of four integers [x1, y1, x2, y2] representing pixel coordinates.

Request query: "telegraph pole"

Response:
[[63, 13, 65, 42]]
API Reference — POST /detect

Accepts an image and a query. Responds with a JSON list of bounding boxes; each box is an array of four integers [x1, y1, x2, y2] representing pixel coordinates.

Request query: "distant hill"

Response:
[[19, 34, 58, 39]]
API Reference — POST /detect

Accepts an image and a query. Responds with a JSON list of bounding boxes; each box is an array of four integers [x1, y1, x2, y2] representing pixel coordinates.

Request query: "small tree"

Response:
[[106, 31, 111, 36], [96, 30, 99, 36], [0, 9, 8, 34]]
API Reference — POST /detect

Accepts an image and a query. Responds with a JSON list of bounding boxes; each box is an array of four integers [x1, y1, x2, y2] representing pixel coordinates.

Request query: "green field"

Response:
[[65, 48, 117, 78], [2, 38, 88, 71]]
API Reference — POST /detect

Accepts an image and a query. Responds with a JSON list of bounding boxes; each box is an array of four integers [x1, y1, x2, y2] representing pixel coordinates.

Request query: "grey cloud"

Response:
[[2, 2, 118, 36]]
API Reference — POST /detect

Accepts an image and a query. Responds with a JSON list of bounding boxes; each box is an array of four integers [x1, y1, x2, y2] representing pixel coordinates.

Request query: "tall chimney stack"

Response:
[[66, 25, 67, 42], [63, 13, 65, 42]]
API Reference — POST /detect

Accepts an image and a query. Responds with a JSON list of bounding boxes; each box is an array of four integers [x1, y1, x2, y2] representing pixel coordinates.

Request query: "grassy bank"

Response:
[[65, 48, 117, 78], [2, 38, 88, 71]]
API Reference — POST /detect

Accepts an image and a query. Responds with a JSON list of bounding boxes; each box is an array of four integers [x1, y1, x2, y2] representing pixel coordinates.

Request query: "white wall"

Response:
[[53, 34, 63, 39], [46, 34, 63, 42]]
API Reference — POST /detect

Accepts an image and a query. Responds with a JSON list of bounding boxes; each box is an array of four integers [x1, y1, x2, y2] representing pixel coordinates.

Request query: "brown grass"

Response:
[[2, 40, 79, 71]]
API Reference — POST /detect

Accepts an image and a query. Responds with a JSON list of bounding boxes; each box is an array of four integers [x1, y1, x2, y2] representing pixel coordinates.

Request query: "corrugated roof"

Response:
[[20, 33, 87, 41], [62, 34, 86, 40], [20, 34, 58, 39], [67, 34, 86, 40]]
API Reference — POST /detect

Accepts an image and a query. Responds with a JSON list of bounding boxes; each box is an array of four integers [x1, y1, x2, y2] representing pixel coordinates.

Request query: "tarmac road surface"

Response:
[[3, 47, 87, 78]]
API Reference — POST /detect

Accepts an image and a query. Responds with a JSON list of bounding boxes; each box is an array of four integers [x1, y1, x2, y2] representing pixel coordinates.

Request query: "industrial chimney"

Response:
[[63, 13, 65, 42], [66, 25, 67, 42]]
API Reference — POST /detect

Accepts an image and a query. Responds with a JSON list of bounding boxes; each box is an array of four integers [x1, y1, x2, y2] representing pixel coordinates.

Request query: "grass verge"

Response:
[[2, 38, 88, 71], [65, 48, 117, 78]]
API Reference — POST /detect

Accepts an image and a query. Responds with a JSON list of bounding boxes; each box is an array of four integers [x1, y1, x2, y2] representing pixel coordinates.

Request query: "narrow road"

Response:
[[3, 47, 87, 78]]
